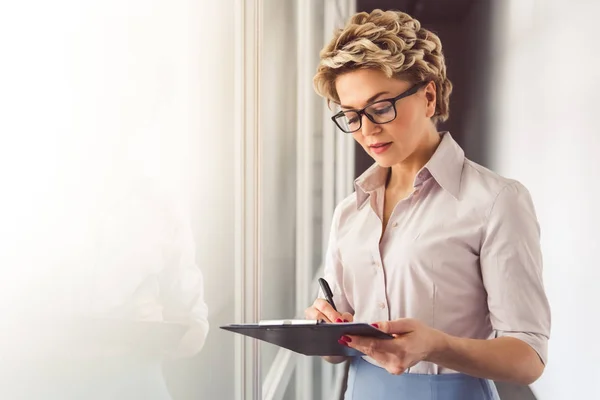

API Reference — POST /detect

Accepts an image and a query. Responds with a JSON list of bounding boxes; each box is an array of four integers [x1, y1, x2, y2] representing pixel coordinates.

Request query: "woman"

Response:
[[304, 9, 550, 400]]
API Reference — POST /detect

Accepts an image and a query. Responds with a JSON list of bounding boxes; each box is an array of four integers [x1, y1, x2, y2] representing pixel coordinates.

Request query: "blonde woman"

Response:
[[304, 9, 550, 400]]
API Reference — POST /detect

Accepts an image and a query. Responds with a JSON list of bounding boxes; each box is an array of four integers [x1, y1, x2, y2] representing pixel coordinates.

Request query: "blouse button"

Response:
[[392, 222, 398, 228], [378, 302, 386, 310]]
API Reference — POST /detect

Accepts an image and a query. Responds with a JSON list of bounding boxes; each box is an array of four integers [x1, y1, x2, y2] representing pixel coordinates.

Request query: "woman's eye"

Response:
[[346, 116, 359, 124], [373, 105, 392, 115]]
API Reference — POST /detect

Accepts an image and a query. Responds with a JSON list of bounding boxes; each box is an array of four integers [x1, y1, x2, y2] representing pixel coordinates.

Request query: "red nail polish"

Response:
[[335, 318, 343, 323], [341, 335, 352, 343], [343, 319, 349, 323], [371, 323, 379, 329], [337, 339, 347, 346]]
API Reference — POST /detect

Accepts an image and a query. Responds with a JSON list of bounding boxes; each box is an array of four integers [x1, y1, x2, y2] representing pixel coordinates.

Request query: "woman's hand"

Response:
[[304, 298, 354, 364], [342, 318, 446, 375], [304, 298, 353, 323]]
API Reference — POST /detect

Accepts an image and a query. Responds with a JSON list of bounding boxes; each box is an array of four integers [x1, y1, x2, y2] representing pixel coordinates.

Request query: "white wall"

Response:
[[0, 0, 235, 398], [490, 1, 600, 398]]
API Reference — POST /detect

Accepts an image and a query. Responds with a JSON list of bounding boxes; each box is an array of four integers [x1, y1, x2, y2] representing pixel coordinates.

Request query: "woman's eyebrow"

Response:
[[340, 91, 390, 109]]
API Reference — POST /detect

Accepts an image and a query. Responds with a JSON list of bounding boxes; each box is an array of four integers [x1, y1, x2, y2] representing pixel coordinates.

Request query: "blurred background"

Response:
[[0, 0, 597, 399]]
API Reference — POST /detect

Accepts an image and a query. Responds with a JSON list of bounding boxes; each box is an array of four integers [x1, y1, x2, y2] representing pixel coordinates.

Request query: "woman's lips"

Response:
[[369, 142, 392, 155]]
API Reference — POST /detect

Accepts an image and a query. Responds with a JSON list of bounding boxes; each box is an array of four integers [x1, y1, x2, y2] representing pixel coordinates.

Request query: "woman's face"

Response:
[[334, 69, 436, 168]]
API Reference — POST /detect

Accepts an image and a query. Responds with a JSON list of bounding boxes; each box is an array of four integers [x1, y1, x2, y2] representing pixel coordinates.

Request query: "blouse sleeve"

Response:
[[480, 182, 551, 364]]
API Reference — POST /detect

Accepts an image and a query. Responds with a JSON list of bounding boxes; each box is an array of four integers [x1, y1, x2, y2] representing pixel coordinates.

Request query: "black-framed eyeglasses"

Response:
[[331, 81, 428, 134]]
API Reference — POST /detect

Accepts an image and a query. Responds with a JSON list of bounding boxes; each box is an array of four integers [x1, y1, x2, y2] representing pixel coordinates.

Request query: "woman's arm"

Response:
[[308, 204, 355, 364], [344, 318, 544, 385], [432, 183, 548, 384], [478, 182, 551, 367], [430, 331, 544, 385]]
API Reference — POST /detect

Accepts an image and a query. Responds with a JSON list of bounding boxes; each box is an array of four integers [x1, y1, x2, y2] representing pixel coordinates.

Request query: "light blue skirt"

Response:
[[345, 357, 500, 400]]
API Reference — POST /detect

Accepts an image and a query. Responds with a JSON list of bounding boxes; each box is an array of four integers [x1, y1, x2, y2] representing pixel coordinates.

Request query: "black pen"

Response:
[[318, 278, 337, 311]]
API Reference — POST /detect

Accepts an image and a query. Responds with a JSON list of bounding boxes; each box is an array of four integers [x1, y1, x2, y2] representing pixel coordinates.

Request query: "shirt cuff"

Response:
[[496, 330, 548, 365]]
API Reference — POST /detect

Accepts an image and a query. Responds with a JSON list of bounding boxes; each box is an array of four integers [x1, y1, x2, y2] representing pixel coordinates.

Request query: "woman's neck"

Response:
[[387, 129, 441, 192]]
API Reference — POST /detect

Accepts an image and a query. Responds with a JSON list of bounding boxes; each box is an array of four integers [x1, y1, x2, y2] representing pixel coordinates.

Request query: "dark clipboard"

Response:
[[220, 320, 393, 356]]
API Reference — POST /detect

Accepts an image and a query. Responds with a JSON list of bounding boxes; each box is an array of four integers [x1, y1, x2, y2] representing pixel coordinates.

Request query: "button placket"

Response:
[[372, 248, 387, 317], [385, 200, 407, 237]]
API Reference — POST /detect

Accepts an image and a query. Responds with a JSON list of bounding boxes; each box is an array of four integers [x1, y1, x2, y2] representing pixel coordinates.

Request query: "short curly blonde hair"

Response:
[[314, 9, 452, 124]]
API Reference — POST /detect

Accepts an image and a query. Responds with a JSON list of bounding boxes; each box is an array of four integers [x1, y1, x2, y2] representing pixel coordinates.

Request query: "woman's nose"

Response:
[[360, 114, 378, 137]]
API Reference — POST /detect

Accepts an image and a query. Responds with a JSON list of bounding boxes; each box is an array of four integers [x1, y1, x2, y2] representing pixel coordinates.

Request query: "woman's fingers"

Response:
[[315, 311, 330, 322], [313, 298, 343, 322], [305, 298, 348, 323], [340, 312, 354, 322], [343, 336, 409, 375], [304, 306, 328, 321], [344, 335, 384, 357], [375, 318, 416, 334]]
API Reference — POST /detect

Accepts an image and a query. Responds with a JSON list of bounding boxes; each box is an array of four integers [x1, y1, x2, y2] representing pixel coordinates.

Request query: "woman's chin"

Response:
[[372, 154, 397, 168]]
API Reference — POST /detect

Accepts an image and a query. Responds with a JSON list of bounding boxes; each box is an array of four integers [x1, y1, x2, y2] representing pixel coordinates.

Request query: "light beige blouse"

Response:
[[322, 132, 551, 374]]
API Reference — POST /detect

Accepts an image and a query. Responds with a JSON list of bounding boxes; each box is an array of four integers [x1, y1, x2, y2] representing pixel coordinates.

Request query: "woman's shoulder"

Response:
[[332, 191, 360, 225], [461, 158, 533, 205]]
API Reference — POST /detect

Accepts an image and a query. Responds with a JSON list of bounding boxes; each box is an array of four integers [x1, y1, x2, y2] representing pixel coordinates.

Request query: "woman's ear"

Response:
[[424, 81, 437, 119]]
